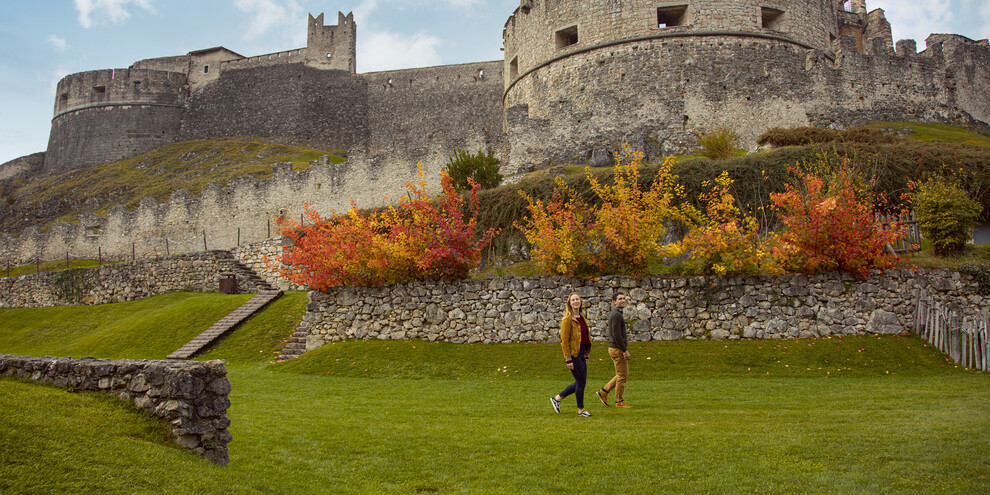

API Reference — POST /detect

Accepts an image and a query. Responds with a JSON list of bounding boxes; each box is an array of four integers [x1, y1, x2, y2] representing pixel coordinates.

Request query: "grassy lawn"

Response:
[[0, 292, 252, 359], [0, 259, 119, 278], [1, 293, 989, 493], [863, 121, 990, 146]]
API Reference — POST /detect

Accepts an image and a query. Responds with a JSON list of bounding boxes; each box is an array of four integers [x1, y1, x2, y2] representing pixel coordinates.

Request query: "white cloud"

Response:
[[869, 0, 953, 47], [233, 0, 304, 40], [74, 0, 155, 29], [46, 35, 68, 52], [358, 30, 442, 72]]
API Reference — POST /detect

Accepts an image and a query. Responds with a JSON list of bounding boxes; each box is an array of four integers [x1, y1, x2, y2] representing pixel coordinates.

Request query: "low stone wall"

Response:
[[0, 355, 232, 465], [232, 237, 306, 291], [0, 251, 268, 308], [298, 269, 982, 348]]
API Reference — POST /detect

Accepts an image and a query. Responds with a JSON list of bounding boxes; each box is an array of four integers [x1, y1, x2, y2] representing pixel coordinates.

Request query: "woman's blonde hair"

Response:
[[564, 292, 584, 320]]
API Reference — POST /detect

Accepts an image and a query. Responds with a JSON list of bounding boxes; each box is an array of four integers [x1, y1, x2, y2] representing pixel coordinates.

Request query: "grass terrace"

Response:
[[1, 292, 988, 493]]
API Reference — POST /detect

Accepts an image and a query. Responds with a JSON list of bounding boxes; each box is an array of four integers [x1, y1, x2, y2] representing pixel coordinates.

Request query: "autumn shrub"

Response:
[[273, 166, 495, 289], [911, 177, 983, 255], [681, 171, 781, 276], [694, 127, 737, 160], [770, 165, 905, 277], [516, 144, 692, 276], [515, 178, 597, 277], [442, 148, 503, 192]]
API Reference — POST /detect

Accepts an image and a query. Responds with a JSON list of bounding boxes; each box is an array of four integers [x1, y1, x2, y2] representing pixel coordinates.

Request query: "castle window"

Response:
[[133, 81, 141, 91], [203, 65, 210, 74], [657, 5, 687, 28], [509, 56, 519, 79], [59, 93, 68, 105], [92, 85, 106, 95], [761, 7, 784, 30], [555, 26, 579, 49]]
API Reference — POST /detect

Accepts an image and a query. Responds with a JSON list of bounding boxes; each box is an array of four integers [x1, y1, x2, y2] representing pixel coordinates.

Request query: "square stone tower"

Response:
[[305, 12, 356, 73]]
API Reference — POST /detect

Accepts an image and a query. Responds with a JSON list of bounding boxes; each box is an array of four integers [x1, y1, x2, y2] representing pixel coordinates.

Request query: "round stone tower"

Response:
[[501, 0, 845, 168], [44, 68, 188, 174]]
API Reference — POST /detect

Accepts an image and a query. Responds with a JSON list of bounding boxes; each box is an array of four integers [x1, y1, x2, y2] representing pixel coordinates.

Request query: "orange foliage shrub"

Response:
[[273, 166, 495, 289], [682, 171, 781, 276], [770, 166, 905, 277], [516, 144, 691, 276]]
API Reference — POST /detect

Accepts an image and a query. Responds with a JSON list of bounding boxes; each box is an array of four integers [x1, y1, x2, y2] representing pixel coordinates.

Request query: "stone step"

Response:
[[166, 290, 283, 360]]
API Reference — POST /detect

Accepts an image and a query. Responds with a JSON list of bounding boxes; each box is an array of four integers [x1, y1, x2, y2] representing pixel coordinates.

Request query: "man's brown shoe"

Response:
[[615, 402, 631, 408], [596, 389, 609, 406]]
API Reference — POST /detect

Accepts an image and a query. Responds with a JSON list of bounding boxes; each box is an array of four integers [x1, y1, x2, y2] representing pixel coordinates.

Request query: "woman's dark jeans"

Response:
[[558, 355, 587, 409]]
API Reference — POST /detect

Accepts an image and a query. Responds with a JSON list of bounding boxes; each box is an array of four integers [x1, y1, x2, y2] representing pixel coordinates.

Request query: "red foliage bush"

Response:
[[770, 165, 905, 277], [272, 167, 495, 289]]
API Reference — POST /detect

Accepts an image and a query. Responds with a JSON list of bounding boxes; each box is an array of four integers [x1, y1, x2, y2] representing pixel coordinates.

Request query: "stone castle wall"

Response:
[[0, 251, 269, 308], [177, 64, 370, 151], [0, 155, 446, 264], [505, 29, 990, 170], [364, 60, 508, 175], [0, 355, 232, 465], [44, 69, 188, 174], [297, 270, 982, 349], [502, 0, 837, 81]]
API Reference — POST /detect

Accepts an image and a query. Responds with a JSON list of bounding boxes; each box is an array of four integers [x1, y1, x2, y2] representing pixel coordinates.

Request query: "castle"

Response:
[[2, 0, 988, 263]]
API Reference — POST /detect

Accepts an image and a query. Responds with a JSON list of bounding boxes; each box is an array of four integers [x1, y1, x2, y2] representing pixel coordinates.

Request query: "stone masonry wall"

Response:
[[44, 69, 188, 174], [297, 270, 982, 349], [0, 251, 267, 308], [0, 355, 232, 465], [177, 64, 370, 151], [231, 236, 305, 291], [505, 33, 990, 170]]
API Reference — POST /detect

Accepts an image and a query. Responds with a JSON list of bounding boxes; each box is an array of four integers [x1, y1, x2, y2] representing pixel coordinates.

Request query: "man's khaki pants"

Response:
[[604, 347, 628, 403]]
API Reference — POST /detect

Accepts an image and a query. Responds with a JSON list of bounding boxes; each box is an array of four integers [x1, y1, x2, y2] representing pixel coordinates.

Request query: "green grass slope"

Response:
[[0, 292, 252, 360], [1, 137, 345, 232]]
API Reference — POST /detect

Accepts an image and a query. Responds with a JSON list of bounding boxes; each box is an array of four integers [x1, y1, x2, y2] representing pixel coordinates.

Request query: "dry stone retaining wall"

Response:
[[0, 355, 232, 465], [0, 251, 267, 308], [231, 236, 305, 291], [298, 269, 982, 349]]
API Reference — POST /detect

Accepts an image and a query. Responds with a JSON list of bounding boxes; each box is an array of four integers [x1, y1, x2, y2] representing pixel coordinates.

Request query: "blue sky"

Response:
[[0, 0, 987, 166]]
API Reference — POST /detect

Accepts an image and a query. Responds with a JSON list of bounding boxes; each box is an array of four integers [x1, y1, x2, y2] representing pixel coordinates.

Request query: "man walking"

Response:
[[597, 292, 631, 408]]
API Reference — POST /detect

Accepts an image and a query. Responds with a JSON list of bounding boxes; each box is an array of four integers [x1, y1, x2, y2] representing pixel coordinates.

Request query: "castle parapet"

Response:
[[52, 69, 187, 117]]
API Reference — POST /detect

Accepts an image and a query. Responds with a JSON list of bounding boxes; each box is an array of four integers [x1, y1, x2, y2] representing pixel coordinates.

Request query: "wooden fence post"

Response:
[[203, 230, 208, 251]]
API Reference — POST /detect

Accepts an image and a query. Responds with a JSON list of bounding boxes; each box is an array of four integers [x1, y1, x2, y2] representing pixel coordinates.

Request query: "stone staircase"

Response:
[[167, 290, 283, 360], [220, 253, 277, 292], [277, 325, 310, 361]]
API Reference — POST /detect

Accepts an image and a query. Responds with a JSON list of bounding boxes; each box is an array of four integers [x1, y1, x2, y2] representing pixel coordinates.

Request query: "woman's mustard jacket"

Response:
[[560, 314, 590, 362]]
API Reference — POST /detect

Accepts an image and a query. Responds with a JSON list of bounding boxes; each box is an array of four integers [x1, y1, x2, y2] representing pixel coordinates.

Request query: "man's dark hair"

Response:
[[613, 292, 625, 302]]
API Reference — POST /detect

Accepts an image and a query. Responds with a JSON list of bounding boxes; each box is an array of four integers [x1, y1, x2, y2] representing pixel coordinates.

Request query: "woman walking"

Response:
[[550, 292, 593, 417]]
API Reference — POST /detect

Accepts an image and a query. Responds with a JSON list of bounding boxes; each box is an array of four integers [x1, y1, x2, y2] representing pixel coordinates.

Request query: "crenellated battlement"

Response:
[[0, 153, 446, 265]]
